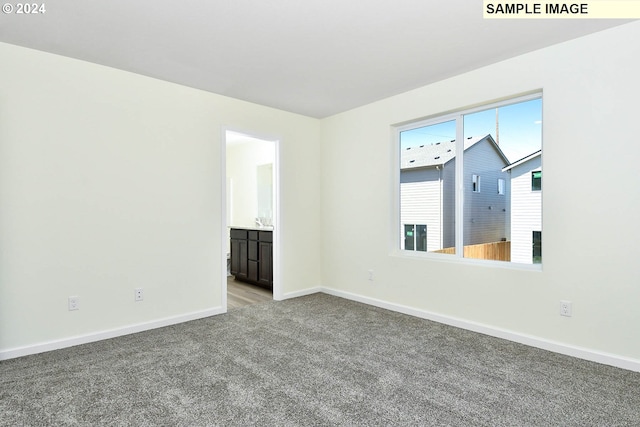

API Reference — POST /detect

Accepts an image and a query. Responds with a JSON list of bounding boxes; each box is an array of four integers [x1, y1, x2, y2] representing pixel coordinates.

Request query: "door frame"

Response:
[[220, 127, 282, 311]]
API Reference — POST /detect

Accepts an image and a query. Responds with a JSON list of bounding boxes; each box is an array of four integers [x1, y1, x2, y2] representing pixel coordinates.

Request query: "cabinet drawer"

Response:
[[248, 230, 259, 241], [230, 229, 248, 239], [258, 231, 272, 242]]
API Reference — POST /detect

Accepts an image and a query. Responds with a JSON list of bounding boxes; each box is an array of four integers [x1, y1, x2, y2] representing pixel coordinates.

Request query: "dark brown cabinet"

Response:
[[230, 231, 248, 280], [230, 228, 273, 289]]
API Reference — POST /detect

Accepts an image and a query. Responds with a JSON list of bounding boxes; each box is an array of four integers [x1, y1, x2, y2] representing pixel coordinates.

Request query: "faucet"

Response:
[[255, 217, 264, 227]]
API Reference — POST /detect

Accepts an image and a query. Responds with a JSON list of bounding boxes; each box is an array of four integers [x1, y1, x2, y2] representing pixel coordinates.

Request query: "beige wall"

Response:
[[2, 21, 639, 368], [0, 42, 321, 355], [320, 22, 640, 365]]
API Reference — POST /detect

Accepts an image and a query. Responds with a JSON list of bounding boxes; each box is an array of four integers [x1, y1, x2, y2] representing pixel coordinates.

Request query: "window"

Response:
[[397, 93, 542, 265], [532, 171, 542, 191], [533, 231, 542, 264], [404, 224, 427, 252], [472, 174, 481, 192]]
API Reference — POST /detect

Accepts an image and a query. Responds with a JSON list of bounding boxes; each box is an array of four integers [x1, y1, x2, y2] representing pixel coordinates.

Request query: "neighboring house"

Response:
[[502, 150, 542, 264], [400, 135, 511, 252]]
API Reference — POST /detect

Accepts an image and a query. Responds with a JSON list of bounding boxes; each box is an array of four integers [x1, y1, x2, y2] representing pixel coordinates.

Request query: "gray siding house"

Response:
[[400, 135, 511, 252]]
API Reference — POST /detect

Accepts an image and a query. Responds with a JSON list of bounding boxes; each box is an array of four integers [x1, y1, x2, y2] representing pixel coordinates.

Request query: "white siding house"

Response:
[[503, 150, 542, 264], [400, 135, 510, 252], [400, 167, 443, 251]]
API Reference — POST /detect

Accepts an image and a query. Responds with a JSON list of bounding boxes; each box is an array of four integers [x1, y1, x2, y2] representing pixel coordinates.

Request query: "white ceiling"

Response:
[[0, 1, 629, 118]]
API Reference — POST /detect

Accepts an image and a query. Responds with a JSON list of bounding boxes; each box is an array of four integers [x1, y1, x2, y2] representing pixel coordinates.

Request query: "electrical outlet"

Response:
[[68, 296, 79, 311], [135, 288, 144, 302], [368, 270, 374, 281], [560, 300, 572, 317]]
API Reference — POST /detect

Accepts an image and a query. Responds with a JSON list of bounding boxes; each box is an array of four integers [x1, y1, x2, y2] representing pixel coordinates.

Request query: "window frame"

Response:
[[403, 224, 427, 252], [472, 174, 481, 193], [391, 91, 543, 271], [532, 230, 542, 264], [532, 171, 542, 191]]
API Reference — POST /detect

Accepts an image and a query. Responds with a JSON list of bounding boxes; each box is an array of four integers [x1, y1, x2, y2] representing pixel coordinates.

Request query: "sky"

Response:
[[400, 98, 542, 164]]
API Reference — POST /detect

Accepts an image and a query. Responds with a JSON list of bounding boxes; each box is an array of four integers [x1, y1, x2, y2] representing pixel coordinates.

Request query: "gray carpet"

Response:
[[1, 293, 639, 426]]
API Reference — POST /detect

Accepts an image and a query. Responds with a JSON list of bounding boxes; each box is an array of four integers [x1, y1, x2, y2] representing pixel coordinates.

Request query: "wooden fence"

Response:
[[434, 241, 510, 261]]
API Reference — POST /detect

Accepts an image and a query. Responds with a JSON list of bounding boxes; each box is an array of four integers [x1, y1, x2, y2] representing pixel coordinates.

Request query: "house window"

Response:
[[532, 171, 542, 191], [404, 224, 427, 252], [472, 175, 481, 192], [397, 93, 542, 265], [533, 231, 542, 264]]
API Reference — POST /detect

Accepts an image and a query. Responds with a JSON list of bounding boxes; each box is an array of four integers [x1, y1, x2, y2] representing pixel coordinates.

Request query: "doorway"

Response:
[[222, 129, 279, 310]]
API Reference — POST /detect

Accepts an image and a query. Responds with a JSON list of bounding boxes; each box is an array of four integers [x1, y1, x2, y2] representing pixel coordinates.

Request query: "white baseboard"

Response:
[[320, 287, 640, 373], [280, 286, 322, 301], [0, 286, 318, 360], [0, 306, 225, 361], [5, 288, 639, 373]]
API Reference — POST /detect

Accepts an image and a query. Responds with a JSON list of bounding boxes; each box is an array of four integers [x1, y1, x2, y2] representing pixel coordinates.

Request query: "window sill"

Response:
[[389, 249, 543, 272]]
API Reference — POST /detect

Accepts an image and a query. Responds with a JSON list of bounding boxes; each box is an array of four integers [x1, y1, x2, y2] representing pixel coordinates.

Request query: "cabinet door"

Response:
[[248, 240, 259, 261], [236, 239, 248, 279], [248, 260, 259, 283], [230, 239, 240, 276], [258, 241, 273, 287]]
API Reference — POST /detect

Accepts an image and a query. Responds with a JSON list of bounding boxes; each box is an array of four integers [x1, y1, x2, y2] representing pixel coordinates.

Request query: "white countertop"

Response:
[[229, 225, 274, 231]]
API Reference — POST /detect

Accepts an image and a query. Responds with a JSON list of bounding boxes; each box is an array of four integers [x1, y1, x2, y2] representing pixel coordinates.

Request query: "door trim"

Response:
[[220, 127, 282, 311]]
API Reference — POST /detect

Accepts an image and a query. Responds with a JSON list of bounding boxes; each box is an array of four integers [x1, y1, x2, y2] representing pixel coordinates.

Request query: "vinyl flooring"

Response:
[[227, 276, 273, 310]]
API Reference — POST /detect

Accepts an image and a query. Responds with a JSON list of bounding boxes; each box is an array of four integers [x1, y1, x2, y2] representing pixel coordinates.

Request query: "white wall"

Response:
[[0, 42, 322, 356], [320, 22, 640, 366], [2, 23, 639, 370]]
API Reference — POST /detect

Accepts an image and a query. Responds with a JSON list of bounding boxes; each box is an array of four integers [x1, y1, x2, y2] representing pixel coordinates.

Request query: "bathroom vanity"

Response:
[[229, 227, 273, 289]]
